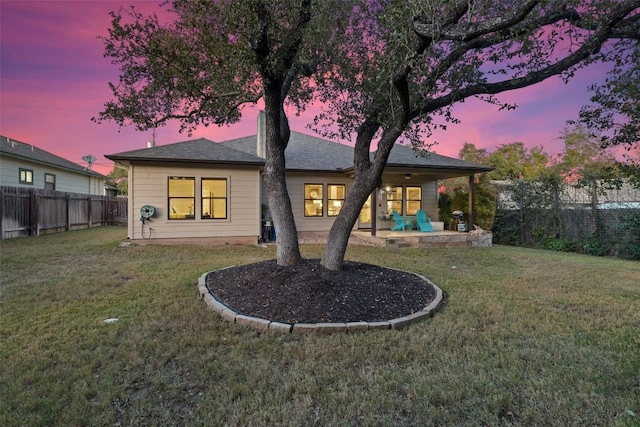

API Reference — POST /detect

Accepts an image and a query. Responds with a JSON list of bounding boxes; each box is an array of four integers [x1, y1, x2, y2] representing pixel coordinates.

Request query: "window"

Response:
[[168, 177, 195, 220], [328, 184, 346, 216], [406, 186, 422, 215], [19, 168, 33, 184], [44, 173, 56, 191], [304, 184, 323, 217], [385, 186, 403, 215], [202, 178, 227, 219]]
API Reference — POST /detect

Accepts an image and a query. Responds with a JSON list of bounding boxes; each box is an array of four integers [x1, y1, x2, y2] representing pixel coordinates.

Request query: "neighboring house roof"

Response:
[[106, 131, 491, 176], [1, 135, 107, 179], [106, 137, 264, 165]]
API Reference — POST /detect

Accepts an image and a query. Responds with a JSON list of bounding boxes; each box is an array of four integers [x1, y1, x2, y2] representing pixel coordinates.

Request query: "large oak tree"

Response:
[[96, 0, 639, 271]]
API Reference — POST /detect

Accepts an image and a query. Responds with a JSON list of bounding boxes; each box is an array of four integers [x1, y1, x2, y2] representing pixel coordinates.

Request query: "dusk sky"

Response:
[[1, 0, 614, 175]]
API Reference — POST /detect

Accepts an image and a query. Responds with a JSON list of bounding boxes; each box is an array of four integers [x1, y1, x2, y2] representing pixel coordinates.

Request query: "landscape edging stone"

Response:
[[199, 265, 443, 334]]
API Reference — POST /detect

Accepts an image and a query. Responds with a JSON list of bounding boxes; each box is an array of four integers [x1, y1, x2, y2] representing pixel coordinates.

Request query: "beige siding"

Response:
[[422, 181, 438, 219], [128, 163, 261, 241]]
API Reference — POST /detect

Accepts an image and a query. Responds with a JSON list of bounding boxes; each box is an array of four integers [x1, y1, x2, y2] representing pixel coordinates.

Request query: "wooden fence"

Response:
[[0, 186, 128, 240]]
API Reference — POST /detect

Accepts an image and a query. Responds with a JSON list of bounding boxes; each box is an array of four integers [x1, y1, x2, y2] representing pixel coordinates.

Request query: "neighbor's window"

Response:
[[327, 184, 346, 216], [19, 168, 33, 184], [385, 186, 403, 215], [304, 184, 323, 217], [44, 173, 56, 191], [406, 186, 421, 215], [168, 176, 195, 220], [201, 178, 227, 219]]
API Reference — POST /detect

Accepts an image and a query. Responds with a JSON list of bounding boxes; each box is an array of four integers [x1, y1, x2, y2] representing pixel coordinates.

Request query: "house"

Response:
[[105, 113, 492, 243], [1, 135, 107, 195]]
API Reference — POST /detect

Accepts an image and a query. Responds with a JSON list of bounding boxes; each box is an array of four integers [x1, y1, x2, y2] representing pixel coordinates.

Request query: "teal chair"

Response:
[[416, 209, 434, 232], [391, 210, 412, 231]]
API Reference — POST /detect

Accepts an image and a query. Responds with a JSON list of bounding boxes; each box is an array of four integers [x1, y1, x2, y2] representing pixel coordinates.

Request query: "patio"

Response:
[[350, 229, 493, 248]]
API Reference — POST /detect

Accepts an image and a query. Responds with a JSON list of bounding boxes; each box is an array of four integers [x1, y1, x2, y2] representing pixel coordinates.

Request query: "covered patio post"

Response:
[[468, 174, 475, 232], [371, 188, 377, 236]]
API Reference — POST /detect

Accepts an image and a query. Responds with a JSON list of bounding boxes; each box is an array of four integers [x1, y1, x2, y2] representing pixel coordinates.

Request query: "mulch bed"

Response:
[[206, 258, 437, 324]]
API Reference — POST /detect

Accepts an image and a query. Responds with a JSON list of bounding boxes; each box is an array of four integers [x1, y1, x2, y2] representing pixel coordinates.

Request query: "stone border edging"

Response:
[[197, 266, 443, 334]]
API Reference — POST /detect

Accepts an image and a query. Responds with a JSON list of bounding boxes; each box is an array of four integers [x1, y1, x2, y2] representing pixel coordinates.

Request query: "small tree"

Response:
[[107, 166, 128, 195]]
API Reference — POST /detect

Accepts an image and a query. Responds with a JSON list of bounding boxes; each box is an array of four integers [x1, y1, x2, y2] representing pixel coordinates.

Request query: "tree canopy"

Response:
[[96, 0, 640, 271]]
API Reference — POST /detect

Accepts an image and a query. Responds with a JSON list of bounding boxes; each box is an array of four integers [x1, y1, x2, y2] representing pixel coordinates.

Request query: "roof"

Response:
[[383, 143, 493, 172], [1, 135, 107, 179], [220, 132, 355, 171], [106, 137, 265, 165], [105, 131, 492, 176]]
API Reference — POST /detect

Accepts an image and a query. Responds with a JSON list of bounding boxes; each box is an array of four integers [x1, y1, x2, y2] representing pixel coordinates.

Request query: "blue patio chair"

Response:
[[391, 210, 412, 231], [416, 209, 434, 232]]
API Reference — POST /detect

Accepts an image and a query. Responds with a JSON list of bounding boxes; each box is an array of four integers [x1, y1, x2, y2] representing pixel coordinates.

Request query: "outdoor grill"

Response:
[[451, 210, 467, 232]]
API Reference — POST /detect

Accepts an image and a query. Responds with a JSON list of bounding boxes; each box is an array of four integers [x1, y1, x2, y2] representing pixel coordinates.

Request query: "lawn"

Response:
[[1, 226, 639, 426]]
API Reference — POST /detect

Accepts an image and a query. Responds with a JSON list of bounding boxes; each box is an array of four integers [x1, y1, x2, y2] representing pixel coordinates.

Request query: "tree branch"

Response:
[[412, 0, 640, 120], [413, 0, 542, 42]]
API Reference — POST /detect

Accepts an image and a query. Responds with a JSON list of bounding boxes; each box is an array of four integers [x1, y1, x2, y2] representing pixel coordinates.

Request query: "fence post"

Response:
[[88, 195, 92, 228], [65, 193, 71, 231], [591, 179, 600, 237], [30, 190, 38, 236]]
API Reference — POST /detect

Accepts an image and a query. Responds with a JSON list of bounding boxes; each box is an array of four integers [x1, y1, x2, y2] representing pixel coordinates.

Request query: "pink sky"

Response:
[[0, 0, 613, 175]]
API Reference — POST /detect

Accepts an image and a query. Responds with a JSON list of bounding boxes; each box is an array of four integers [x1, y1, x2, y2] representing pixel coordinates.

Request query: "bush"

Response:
[[614, 212, 640, 260], [491, 211, 522, 246]]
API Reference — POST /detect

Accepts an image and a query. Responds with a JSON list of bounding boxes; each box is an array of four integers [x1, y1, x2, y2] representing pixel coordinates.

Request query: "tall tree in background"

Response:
[[96, 0, 639, 271], [556, 125, 619, 182]]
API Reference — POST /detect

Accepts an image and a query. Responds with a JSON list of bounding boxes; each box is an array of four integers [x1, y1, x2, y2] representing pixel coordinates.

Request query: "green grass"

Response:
[[1, 226, 639, 426]]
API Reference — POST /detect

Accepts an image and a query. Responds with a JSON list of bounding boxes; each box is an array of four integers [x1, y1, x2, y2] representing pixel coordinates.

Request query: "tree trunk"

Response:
[[321, 121, 405, 271], [262, 93, 303, 266], [321, 176, 377, 270]]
